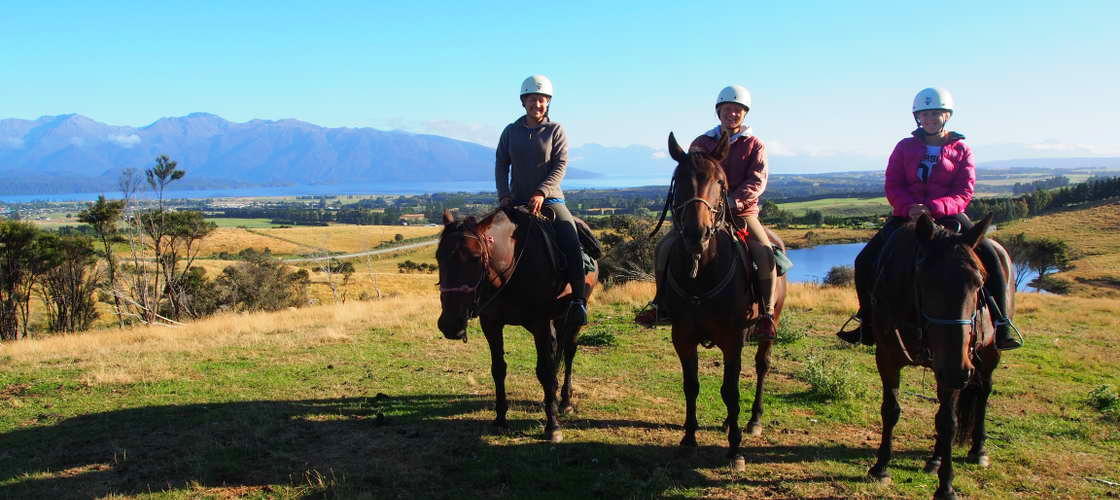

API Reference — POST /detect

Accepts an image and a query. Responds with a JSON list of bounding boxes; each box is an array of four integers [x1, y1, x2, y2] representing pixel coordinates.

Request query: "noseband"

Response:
[[438, 224, 525, 323]]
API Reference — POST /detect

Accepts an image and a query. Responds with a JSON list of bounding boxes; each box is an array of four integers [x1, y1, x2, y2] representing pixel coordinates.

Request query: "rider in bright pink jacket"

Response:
[[884, 133, 975, 218]]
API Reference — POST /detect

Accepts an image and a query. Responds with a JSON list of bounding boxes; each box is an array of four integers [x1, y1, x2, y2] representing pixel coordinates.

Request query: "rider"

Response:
[[636, 85, 778, 340], [495, 75, 587, 326], [836, 87, 1021, 350]]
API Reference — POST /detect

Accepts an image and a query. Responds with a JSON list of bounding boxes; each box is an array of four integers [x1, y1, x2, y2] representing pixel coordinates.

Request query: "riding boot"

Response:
[[556, 219, 588, 326], [751, 243, 778, 340], [836, 309, 874, 345], [976, 239, 1022, 351], [635, 233, 675, 328]]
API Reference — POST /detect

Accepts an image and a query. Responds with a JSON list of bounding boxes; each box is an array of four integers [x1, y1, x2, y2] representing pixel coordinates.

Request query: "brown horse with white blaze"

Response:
[[436, 207, 597, 443], [660, 131, 787, 469], [866, 213, 1007, 500]]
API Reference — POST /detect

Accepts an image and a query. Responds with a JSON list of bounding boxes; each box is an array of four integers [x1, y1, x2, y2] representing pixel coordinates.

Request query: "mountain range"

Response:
[[0, 113, 603, 195], [2, 113, 1118, 196]]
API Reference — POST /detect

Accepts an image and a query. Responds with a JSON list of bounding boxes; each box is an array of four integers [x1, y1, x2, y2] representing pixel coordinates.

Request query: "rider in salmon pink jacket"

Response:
[[838, 87, 1021, 351]]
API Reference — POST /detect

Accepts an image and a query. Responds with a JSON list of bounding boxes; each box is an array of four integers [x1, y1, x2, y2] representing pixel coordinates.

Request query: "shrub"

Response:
[[1087, 385, 1119, 421], [577, 329, 617, 347], [798, 351, 867, 401], [775, 316, 808, 345], [822, 265, 855, 287]]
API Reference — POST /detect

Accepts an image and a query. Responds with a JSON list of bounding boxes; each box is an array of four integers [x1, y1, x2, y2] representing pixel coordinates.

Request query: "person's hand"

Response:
[[528, 193, 545, 214], [499, 196, 512, 208], [907, 203, 930, 219]]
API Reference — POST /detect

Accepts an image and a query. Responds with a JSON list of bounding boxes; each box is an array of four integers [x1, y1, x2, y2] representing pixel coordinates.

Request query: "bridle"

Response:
[[438, 223, 526, 328]]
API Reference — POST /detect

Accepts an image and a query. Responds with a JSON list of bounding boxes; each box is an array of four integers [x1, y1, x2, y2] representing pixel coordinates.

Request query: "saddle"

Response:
[[504, 206, 601, 277]]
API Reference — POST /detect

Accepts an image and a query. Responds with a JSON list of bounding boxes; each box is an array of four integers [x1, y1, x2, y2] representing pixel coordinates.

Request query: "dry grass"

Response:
[[1, 295, 439, 386], [195, 227, 310, 256], [1000, 201, 1120, 297], [253, 224, 440, 254], [774, 227, 875, 249]]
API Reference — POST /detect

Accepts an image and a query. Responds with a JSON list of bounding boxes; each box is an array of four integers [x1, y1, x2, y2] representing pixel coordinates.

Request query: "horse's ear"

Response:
[[442, 209, 455, 225], [712, 129, 731, 163], [961, 213, 993, 249], [916, 213, 936, 241], [668, 132, 687, 163]]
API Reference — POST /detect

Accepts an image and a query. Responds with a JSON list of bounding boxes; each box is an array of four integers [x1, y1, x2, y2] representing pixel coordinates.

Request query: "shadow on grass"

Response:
[[0, 393, 900, 498]]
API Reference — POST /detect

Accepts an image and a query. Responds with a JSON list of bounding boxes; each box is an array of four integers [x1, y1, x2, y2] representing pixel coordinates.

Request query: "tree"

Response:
[[216, 254, 310, 312], [157, 210, 216, 319], [0, 222, 59, 340], [78, 195, 126, 327], [995, 232, 1035, 289], [38, 235, 101, 333], [1027, 237, 1072, 281]]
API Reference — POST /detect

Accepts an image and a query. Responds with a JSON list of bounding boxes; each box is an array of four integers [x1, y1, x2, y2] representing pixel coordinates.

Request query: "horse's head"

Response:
[[912, 213, 993, 389], [435, 209, 493, 340], [668, 131, 731, 277]]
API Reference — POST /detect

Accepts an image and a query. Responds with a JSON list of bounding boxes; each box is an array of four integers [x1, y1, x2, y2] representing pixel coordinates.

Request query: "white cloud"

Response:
[[651, 150, 667, 159], [108, 134, 142, 148], [1, 137, 23, 149], [765, 140, 796, 157], [1025, 142, 1098, 154]]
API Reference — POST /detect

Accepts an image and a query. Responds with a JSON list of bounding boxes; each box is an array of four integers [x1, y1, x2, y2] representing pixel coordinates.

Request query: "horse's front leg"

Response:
[[933, 385, 961, 499], [869, 349, 902, 484], [557, 320, 579, 414], [530, 320, 563, 443], [967, 351, 999, 467], [719, 339, 745, 470], [673, 324, 701, 450], [747, 337, 773, 437], [481, 316, 508, 428]]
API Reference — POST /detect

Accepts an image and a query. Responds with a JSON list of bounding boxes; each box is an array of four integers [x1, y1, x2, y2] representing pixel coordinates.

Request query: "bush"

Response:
[[775, 316, 808, 345], [822, 265, 855, 287], [1087, 385, 1119, 421], [216, 256, 310, 311], [577, 329, 617, 347], [798, 351, 867, 401], [1031, 275, 1072, 294]]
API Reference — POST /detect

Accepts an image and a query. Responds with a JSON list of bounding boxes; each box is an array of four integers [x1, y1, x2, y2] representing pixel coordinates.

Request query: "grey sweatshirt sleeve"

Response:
[[536, 123, 568, 197], [495, 125, 512, 200]]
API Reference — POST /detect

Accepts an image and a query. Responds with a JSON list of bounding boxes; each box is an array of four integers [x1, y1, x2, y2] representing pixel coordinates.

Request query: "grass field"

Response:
[[204, 218, 287, 229], [1000, 201, 1120, 298], [1, 280, 1117, 498], [777, 196, 889, 217]]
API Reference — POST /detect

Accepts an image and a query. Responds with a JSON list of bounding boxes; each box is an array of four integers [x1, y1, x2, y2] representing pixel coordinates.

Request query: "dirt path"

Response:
[[281, 238, 438, 262]]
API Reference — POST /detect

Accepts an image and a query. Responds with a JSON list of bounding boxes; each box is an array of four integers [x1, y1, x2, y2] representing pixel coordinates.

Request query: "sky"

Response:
[[3, 1, 1119, 170]]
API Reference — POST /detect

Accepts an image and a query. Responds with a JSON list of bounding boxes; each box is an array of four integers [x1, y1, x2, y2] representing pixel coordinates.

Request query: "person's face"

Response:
[[917, 109, 951, 134], [521, 94, 550, 122], [717, 102, 747, 131]]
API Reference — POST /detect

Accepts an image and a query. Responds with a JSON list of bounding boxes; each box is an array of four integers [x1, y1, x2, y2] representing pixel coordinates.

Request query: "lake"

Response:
[[784, 242, 1042, 292]]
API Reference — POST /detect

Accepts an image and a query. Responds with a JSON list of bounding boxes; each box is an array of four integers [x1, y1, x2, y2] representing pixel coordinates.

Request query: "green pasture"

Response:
[[1, 291, 1116, 498], [204, 217, 286, 228], [777, 196, 890, 217]]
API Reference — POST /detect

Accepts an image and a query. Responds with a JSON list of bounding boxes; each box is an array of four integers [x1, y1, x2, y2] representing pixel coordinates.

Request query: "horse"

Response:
[[865, 213, 1008, 499], [435, 207, 598, 443], [658, 131, 787, 469]]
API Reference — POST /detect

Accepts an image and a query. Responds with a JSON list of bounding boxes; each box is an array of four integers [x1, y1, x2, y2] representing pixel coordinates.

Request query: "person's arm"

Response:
[[928, 143, 975, 218], [495, 126, 512, 203], [884, 141, 919, 217], [535, 124, 568, 197], [730, 141, 768, 212]]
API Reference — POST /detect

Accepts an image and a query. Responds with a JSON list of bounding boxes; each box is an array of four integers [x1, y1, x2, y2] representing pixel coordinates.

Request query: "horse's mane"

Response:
[[876, 221, 987, 314]]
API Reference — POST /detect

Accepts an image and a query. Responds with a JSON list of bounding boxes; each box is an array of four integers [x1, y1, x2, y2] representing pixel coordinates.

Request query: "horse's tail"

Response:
[[954, 379, 985, 444]]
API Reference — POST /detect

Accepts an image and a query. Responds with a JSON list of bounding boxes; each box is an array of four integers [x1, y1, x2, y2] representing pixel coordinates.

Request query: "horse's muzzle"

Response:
[[437, 314, 468, 341]]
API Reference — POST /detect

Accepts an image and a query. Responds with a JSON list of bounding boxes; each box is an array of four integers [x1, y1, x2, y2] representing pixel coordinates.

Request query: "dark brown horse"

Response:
[[436, 207, 598, 443], [866, 213, 1008, 499], [660, 132, 787, 469]]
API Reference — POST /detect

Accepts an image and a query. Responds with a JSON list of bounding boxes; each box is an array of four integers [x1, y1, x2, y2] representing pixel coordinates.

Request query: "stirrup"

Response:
[[752, 314, 777, 341], [566, 299, 588, 326], [994, 318, 1024, 350], [836, 314, 863, 343]]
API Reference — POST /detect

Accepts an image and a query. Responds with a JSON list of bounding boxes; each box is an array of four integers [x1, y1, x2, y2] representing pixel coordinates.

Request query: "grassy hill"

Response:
[[2, 281, 1117, 498], [1000, 201, 1120, 298]]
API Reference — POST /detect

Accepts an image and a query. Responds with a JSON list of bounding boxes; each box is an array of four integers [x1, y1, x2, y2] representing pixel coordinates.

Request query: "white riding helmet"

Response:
[[913, 87, 954, 114], [520, 75, 554, 98], [716, 85, 752, 112]]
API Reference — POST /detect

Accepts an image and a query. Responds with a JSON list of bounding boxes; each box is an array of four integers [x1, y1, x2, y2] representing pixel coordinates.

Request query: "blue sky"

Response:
[[3, 1, 1118, 169]]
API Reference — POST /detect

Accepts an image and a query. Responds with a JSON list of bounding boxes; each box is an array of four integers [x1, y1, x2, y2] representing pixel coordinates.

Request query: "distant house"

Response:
[[398, 213, 427, 225], [586, 207, 619, 215]]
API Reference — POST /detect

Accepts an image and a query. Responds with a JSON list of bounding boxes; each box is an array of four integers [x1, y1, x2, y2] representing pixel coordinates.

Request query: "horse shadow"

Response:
[[0, 393, 906, 498]]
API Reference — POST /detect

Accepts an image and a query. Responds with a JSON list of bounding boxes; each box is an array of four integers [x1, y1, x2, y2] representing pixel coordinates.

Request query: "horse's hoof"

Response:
[[934, 489, 958, 500], [731, 455, 746, 472], [548, 430, 564, 443], [492, 418, 508, 429], [747, 422, 763, 437], [560, 404, 575, 415], [868, 467, 890, 485], [923, 458, 942, 474], [967, 452, 990, 467]]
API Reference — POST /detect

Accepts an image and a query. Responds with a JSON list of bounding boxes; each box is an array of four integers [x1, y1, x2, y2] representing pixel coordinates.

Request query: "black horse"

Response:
[[866, 213, 1008, 499], [436, 208, 598, 443]]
